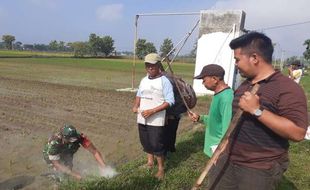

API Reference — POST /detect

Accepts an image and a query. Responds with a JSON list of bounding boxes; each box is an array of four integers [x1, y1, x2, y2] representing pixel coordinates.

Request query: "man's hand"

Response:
[[239, 91, 260, 114], [188, 111, 200, 122], [141, 109, 155, 118], [132, 106, 139, 113]]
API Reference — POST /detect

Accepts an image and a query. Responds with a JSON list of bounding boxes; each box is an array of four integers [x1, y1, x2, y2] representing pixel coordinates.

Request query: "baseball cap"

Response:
[[194, 64, 225, 79], [144, 53, 161, 64]]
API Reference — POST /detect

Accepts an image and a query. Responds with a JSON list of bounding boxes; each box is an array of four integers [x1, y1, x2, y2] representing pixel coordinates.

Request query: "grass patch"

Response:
[[0, 50, 73, 57], [0, 57, 195, 90], [59, 128, 310, 190]]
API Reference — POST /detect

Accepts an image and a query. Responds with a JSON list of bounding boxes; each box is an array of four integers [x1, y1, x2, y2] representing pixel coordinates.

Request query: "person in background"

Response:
[[188, 64, 233, 157], [209, 32, 308, 190], [132, 53, 174, 180], [288, 60, 303, 83], [43, 124, 106, 180]]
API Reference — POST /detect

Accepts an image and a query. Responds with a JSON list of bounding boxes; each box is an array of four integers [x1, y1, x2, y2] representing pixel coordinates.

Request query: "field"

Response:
[[0, 53, 309, 190], [0, 56, 201, 189]]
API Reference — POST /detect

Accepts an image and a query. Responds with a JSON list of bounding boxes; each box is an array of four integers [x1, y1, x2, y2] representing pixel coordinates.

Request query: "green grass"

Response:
[[59, 129, 207, 190], [0, 57, 195, 90], [58, 129, 310, 190], [0, 56, 309, 189], [0, 50, 73, 57]]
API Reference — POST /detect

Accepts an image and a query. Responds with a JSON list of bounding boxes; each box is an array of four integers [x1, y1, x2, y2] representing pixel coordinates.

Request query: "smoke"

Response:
[[99, 165, 119, 179]]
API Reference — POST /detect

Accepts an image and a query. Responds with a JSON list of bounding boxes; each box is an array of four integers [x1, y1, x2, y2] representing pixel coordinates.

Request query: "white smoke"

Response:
[[99, 165, 119, 179]]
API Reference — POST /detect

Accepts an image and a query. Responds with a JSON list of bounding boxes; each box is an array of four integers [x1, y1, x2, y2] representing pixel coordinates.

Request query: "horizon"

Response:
[[1, 0, 310, 58]]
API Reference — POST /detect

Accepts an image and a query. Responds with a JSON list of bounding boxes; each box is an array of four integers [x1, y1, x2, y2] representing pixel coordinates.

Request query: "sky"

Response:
[[0, 0, 310, 58]]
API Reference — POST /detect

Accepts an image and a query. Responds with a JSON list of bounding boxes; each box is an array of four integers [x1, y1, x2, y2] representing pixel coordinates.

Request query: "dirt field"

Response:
[[0, 76, 199, 189]]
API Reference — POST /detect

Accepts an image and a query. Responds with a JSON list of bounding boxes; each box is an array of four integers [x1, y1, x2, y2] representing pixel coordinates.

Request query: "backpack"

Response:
[[164, 73, 197, 114], [174, 77, 197, 109]]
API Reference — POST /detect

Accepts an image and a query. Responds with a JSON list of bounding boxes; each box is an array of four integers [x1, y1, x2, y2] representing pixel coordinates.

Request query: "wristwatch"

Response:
[[253, 107, 264, 117]]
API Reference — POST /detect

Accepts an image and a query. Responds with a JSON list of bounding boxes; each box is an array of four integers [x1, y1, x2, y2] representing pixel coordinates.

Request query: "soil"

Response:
[[0, 77, 199, 189]]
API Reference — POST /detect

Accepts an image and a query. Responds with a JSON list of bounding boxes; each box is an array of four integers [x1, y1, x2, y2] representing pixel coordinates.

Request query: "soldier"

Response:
[[43, 124, 106, 180]]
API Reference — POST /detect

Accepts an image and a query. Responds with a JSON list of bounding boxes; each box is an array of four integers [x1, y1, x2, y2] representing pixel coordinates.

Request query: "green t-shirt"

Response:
[[199, 88, 233, 157]]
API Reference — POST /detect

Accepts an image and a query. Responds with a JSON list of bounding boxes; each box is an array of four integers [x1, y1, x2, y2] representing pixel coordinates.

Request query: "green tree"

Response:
[[136, 39, 147, 59], [160, 38, 174, 60], [89, 33, 101, 56], [145, 42, 157, 54], [49, 40, 58, 51], [303, 39, 310, 61], [71, 42, 89, 57], [135, 39, 157, 59], [100, 36, 115, 56], [34, 44, 49, 51], [58, 41, 66, 51], [2, 35, 16, 50]]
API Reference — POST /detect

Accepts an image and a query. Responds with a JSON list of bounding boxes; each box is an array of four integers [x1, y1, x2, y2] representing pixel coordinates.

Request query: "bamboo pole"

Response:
[[191, 83, 260, 190]]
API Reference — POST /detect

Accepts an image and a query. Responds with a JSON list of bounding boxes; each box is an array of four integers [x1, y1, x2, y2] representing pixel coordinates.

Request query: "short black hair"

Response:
[[229, 31, 273, 63]]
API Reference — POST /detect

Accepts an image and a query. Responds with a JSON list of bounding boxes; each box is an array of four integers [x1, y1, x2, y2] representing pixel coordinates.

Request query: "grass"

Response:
[[0, 52, 309, 189], [0, 57, 195, 90], [0, 49, 73, 57], [58, 129, 310, 190]]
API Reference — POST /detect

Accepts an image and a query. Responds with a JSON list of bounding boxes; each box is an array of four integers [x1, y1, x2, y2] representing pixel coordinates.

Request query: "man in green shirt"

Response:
[[189, 64, 233, 157]]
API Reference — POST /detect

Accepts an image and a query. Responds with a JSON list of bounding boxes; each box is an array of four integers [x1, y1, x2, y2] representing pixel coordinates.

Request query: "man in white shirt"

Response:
[[288, 60, 303, 83], [132, 53, 174, 180]]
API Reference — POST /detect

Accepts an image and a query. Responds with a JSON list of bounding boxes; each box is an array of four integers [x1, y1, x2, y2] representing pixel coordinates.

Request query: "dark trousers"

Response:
[[138, 124, 166, 156], [209, 159, 289, 190], [164, 117, 180, 152]]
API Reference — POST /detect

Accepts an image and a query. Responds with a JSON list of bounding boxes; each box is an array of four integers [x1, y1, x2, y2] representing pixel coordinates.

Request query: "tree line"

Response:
[[2, 33, 309, 62], [0, 34, 186, 59], [0, 34, 116, 58]]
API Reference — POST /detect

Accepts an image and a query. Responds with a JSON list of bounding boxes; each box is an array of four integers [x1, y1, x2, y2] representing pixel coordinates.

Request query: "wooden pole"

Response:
[[191, 83, 260, 190]]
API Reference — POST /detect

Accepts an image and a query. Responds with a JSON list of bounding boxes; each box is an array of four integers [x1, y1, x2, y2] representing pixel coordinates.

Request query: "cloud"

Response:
[[211, 0, 310, 57], [96, 4, 124, 22], [212, 0, 310, 28]]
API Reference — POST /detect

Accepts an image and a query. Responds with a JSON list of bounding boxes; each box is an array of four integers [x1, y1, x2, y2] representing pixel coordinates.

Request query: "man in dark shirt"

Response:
[[210, 32, 308, 190]]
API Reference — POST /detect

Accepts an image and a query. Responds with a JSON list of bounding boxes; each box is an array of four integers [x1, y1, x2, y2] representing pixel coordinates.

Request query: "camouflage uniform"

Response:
[[43, 132, 91, 169]]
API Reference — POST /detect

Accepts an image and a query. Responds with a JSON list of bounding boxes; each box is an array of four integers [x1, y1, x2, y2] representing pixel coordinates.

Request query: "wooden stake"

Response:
[[191, 84, 260, 190]]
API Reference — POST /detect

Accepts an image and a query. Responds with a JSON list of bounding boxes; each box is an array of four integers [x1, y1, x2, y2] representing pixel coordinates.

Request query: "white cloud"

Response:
[[212, 0, 310, 28], [96, 4, 124, 22], [211, 0, 310, 57]]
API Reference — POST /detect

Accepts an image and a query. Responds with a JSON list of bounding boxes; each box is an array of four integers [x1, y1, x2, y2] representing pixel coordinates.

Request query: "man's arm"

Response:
[[239, 91, 306, 141], [85, 143, 106, 169], [51, 160, 82, 180], [255, 110, 306, 141], [132, 96, 141, 113]]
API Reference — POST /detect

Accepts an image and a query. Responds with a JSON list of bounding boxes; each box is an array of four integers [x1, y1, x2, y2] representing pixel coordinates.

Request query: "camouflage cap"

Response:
[[61, 124, 79, 139]]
